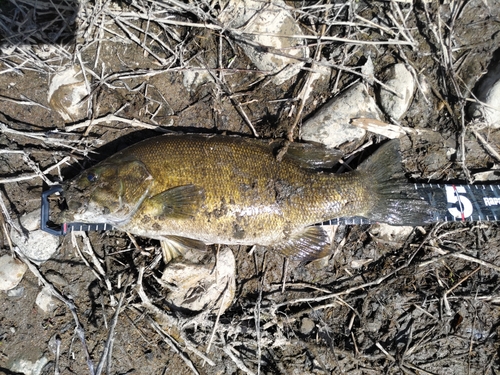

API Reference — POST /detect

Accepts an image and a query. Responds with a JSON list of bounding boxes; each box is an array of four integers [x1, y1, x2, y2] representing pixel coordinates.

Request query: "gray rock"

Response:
[[10, 210, 59, 264], [301, 82, 382, 148], [218, 0, 308, 85], [379, 63, 415, 120]]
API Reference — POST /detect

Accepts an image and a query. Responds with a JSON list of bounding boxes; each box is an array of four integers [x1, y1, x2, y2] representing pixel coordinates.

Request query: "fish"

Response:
[[57, 134, 440, 260]]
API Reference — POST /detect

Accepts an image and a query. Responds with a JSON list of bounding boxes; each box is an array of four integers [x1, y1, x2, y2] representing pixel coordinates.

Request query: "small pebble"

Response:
[[6, 285, 25, 299], [350, 258, 373, 269], [0, 254, 27, 291], [35, 285, 58, 314], [9, 356, 49, 375], [361, 56, 375, 85], [300, 317, 315, 335], [45, 270, 69, 287]]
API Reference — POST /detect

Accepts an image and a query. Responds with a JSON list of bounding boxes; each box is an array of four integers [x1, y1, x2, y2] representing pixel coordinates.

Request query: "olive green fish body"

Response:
[[61, 135, 436, 259], [117, 135, 369, 245]]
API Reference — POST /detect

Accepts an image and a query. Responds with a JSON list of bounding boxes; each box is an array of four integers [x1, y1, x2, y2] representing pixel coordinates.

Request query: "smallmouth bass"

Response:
[[58, 134, 437, 260]]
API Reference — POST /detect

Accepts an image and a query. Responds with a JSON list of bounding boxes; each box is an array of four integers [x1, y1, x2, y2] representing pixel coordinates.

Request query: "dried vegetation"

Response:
[[0, 0, 499, 374]]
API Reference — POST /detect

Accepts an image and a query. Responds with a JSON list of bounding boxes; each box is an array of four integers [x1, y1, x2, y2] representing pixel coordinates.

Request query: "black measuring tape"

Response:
[[41, 182, 500, 236], [414, 182, 500, 222], [40, 185, 113, 236], [318, 182, 500, 226]]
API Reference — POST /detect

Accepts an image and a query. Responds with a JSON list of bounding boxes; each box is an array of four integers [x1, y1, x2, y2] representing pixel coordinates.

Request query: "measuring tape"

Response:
[[420, 183, 500, 222], [319, 183, 500, 226], [40, 185, 113, 236], [41, 182, 500, 235]]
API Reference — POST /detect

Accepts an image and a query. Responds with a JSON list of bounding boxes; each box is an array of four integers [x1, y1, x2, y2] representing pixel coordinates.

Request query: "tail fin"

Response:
[[358, 140, 446, 226]]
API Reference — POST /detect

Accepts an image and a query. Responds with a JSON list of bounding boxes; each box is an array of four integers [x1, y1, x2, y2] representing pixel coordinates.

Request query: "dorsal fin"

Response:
[[284, 142, 343, 169]]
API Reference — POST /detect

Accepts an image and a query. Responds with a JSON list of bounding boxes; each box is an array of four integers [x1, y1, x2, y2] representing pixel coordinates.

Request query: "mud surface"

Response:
[[1, 1, 500, 374]]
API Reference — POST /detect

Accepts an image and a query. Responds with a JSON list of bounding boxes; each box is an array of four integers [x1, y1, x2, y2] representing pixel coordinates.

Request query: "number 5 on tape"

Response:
[[445, 185, 473, 220]]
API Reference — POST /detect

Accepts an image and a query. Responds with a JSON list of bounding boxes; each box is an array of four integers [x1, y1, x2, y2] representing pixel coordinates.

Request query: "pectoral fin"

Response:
[[274, 226, 332, 261], [161, 236, 207, 263], [149, 184, 205, 219]]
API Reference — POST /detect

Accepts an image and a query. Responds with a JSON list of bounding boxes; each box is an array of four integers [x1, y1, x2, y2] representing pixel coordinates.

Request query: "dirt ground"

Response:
[[1, 0, 500, 374]]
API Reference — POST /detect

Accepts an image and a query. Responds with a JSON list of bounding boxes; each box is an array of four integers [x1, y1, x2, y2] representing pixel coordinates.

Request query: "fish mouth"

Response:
[[40, 185, 118, 236], [49, 194, 84, 225], [41, 184, 93, 225], [42, 178, 152, 234], [40, 185, 77, 235], [58, 197, 136, 227]]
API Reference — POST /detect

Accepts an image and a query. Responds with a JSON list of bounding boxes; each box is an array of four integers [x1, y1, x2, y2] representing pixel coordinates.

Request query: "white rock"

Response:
[[473, 170, 500, 182], [301, 82, 382, 148], [0, 254, 27, 291], [350, 258, 373, 269], [218, 0, 308, 85], [36, 285, 58, 313], [10, 210, 59, 264], [369, 223, 413, 243], [6, 285, 25, 299], [379, 63, 415, 120], [161, 247, 236, 314], [48, 65, 90, 122], [470, 66, 500, 128], [9, 356, 49, 375], [482, 79, 500, 127]]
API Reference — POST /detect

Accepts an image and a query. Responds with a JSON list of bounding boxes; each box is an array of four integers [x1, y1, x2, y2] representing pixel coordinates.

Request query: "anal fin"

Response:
[[161, 235, 207, 263], [274, 226, 332, 261]]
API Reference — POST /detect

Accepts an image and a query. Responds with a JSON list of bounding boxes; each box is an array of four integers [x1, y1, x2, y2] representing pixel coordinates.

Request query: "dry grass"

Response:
[[0, 0, 499, 374]]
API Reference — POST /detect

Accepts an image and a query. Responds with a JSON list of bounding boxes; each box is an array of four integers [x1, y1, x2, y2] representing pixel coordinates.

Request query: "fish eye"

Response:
[[87, 172, 98, 182]]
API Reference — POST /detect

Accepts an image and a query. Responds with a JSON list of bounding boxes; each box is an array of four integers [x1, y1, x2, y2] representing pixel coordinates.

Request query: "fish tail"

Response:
[[358, 140, 444, 226]]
